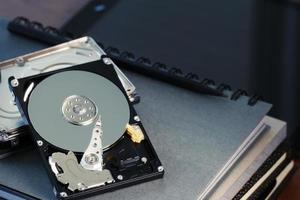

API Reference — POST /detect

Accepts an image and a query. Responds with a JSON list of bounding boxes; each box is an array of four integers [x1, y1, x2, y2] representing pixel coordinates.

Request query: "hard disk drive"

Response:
[[10, 58, 164, 199], [0, 37, 138, 156]]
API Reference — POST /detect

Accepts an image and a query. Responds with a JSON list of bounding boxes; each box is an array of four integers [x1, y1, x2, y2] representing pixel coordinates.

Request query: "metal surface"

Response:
[[102, 57, 138, 103], [141, 157, 147, 164], [49, 151, 114, 192], [80, 119, 104, 171], [62, 95, 98, 126], [158, 166, 164, 173], [27, 70, 130, 152]]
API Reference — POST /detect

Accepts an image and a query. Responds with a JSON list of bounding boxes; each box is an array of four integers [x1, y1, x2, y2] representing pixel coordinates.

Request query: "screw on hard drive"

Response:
[[10, 79, 19, 87], [103, 57, 112, 65], [60, 192, 68, 198], [158, 166, 164, 172], [15, 57, 25, 66], [117, 175, 123, 181], [37, 140, 43, 146], [141, 157, 147, 164], [77, 183, 87, 191], [134, 116, 140, 122]]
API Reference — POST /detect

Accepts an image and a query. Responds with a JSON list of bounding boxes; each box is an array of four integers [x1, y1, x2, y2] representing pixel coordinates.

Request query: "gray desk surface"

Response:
[[0, 18, 271, 200]]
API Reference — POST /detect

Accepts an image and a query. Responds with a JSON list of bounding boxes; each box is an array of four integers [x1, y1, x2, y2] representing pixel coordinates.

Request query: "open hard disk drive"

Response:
[[0, 37, 138, 157], [9, 57, 164, 199]]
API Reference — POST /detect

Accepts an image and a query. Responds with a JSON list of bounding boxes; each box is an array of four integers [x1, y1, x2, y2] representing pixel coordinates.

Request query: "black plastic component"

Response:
[[230, 89, 248, 101], [153, 63, 167, 72], [248, 95, 263, 106], [0, 126, 33, 159], [185, 73, 199, 81], [10, 16, 268, 102], [8, 17, 68, 45], [136, 57, 151, 67], [7, 17, 226, 98], [200, 78, 215, 86], [10, 60, 164, 200], [168, 67, 183, 77], [216, 83, 231, 93], [105, 47, 120, 57], [120, 51, 135, 61]]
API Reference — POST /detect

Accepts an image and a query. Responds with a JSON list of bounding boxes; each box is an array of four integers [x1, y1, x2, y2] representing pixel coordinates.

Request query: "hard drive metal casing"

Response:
[[10, 60, 164, 199], [0, 37, 137, 157]]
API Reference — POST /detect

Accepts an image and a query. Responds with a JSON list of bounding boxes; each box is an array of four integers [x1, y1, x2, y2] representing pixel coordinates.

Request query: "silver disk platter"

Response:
[[28, 70, 130, 152]]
